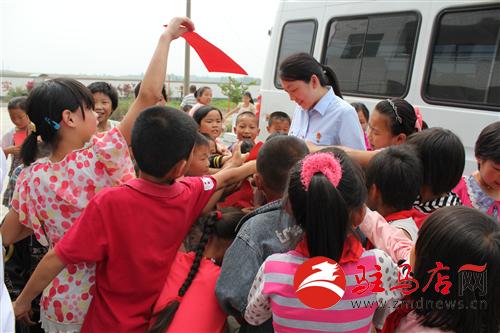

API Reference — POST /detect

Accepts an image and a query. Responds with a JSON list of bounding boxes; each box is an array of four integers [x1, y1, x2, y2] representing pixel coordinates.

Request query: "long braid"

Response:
[[149, 212, 219, 333]]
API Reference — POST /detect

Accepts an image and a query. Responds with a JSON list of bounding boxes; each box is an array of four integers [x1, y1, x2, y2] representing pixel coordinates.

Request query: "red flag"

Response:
[[181, 31, 248, 75]]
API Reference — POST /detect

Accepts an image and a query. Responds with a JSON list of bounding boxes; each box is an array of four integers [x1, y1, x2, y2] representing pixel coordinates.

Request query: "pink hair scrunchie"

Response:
[[300, 152, 343, 190]]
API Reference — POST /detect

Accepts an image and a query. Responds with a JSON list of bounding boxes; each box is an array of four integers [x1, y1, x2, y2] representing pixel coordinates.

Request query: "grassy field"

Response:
[[110, 97, 237, 121]]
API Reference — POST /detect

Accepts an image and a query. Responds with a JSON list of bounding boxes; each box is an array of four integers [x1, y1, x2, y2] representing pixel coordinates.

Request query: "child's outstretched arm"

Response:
[[13, 249, 65, 324], [118, 17, 194, 145], [359, 207, 414, 262], [202, 160, 257, 214], [306, 141, 379, 167]]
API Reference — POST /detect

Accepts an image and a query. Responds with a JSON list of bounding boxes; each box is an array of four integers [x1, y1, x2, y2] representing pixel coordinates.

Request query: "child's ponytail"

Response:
[[288, 149, 366, 261], [149, 211, 220, 333], [20, 132, 40, 166], [305, 173, 348, 261]]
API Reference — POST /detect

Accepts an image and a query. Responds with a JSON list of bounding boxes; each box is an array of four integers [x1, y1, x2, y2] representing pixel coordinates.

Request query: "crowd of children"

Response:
[[1, 15, 499, 333]]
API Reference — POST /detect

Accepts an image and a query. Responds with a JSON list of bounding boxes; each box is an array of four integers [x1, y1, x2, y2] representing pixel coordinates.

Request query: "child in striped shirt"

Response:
[[245, 149, 400, 333]]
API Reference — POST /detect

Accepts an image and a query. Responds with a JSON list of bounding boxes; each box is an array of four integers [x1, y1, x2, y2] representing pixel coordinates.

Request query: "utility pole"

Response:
[[183, 0, 191, 98]]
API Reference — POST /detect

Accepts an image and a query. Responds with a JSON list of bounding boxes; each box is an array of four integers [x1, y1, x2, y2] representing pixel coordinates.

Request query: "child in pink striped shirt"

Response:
[[245, 149, 400, 333]]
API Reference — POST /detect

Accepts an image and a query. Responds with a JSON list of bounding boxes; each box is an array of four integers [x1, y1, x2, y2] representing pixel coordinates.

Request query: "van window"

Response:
[[323, 12, 419, 97], [424, 6, 500, 110], [275, 20, 317, 88]]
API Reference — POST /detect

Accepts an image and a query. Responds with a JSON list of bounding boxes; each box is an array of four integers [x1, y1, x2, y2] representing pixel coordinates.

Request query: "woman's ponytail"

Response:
[[149, 212, 219, 333], [20, 132, 39, 166], [323, 65, 343, 99]]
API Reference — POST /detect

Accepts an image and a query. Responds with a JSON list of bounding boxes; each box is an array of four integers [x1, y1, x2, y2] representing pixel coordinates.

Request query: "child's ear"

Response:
[[266, 125, 271, 134], [367, 184, 381, 209], [61, 109, 77, 128], [254, 173, 264, 191], [233, 127, 237, 134], [350, 205, 366, 227], [395, 133, 407, 145], [168, 159, 188, 180], [256, 127, 261, 135]]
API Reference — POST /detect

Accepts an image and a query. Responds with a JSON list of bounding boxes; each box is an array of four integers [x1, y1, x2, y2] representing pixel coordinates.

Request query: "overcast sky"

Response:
[[0, 0, 280, 78]]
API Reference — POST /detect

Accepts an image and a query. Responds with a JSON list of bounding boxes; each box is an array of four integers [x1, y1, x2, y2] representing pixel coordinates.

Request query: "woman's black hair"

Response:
[[351, 102, 369, 121], [149, 208, 245, 333], [374, 99, 417, 137], [243, 91, 254, 104], [21, 78, 94, 166], [194, 86, 211, 100], [475, 121, 500, 165], [410, 206, 500, 333], [192, 105, 223, 126], [286, 148, 366, 261], [279, 52, 344, 99], [87, 81, 119, 111]]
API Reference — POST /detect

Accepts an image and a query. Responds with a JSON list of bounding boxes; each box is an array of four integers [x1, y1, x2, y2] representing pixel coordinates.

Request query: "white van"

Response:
[[259, 0, 500, 173]]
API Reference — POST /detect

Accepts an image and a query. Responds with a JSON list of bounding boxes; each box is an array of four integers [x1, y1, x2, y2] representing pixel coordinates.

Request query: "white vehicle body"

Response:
[[259, 0, 500, 173]]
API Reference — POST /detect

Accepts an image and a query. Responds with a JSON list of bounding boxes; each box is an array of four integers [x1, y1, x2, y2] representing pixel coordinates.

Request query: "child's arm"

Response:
[[118, 17, 194, 145], [306, 141, 379, 167], [202, 160, 256, 214], [2, 146, 21, 157], [1, 210, 33, 246], [13, 249, 65, 322], [244, 263, 272, 326], [359, 207, 414, 263], [225, 104, 241, 119]]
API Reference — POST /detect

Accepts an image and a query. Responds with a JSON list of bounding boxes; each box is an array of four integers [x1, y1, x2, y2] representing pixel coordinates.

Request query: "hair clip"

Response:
[[44, 117, 60, 130], [386, 99, 403, 125]]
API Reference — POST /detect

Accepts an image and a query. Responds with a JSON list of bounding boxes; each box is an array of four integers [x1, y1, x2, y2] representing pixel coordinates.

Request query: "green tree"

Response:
[[218, 77, 256, 104], [7, 87, 28, 98]]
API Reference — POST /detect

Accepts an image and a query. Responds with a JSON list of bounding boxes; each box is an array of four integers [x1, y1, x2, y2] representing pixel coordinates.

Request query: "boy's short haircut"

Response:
[[189, 85, 197, 93], [131, 106, 198, 178], [195, 132, 210, 148], [87, 82, 119, 111], [236, 111, 257, 124], [7, 96, 27, 111], [134, 81, 167, 101], [366, 145, 423, 211], [268, 111, 291, 127], [407, 128, 465, 196], [257, 135, 308, 194], [266, 132, 286, 142]]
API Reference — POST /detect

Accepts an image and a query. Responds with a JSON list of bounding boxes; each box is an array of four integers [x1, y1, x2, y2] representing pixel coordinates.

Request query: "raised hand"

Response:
[[163, 17, 195, 40]]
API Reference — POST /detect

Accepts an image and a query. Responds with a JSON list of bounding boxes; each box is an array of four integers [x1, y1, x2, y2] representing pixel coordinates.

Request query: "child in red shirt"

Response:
[[150, 207, 246, 333], [12, 17, 257, 333]]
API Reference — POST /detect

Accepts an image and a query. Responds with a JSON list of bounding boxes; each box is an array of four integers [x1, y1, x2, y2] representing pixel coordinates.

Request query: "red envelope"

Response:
[[181, 31, 248, 75]]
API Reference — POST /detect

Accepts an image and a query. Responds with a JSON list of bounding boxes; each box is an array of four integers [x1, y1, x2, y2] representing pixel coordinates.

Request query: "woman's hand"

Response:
[[163, 17, 195, 40]]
